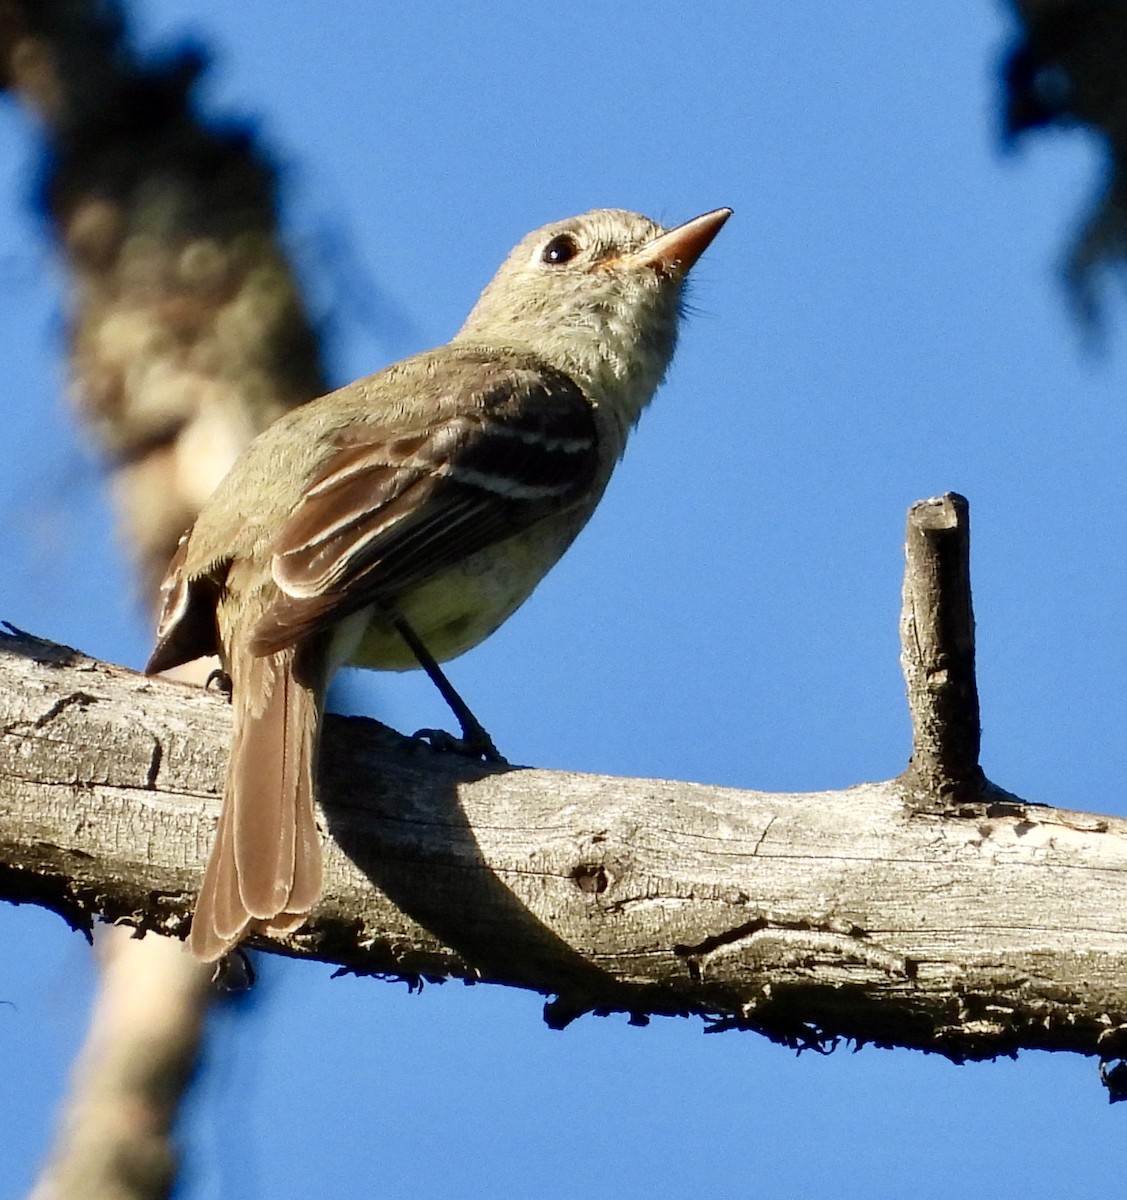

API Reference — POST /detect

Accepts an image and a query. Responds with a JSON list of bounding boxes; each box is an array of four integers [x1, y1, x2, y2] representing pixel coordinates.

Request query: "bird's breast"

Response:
[[349, 513, 587, 671]]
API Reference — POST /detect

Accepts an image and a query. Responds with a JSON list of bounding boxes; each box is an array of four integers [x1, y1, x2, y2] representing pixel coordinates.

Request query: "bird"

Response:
[[145, 205, 732, 960]]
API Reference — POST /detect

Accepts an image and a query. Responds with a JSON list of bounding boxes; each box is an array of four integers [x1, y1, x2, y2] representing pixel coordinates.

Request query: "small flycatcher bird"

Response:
[[146, 206, 731, 960]]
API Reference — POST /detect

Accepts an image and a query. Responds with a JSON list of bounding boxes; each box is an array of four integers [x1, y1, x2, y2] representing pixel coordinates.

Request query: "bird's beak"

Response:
[[634, 208, 732, 276]]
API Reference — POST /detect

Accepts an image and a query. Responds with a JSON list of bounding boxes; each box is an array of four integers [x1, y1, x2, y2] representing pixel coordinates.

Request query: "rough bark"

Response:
[[899, 493, 986, 805], [3, 616, 1127, 1071]]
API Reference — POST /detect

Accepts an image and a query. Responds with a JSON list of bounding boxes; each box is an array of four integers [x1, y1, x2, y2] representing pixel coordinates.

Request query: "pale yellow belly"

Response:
[[348, 517, 584, 671]]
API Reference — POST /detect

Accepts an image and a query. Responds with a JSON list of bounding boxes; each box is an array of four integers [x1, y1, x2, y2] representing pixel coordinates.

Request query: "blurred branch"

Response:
[[26, 931, 212, 1200], [4, 494, 1127, 1088], [0, 0, 325, 602], [1003, 0, 1127, 322], [2, 2, 332, 1195]]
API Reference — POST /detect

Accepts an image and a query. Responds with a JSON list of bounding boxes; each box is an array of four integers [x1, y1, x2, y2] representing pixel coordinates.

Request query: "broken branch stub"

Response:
[[899, 493, 985, 806]]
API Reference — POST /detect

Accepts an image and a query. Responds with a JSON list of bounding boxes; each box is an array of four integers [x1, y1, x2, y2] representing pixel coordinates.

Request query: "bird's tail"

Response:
[[189, 643, 325, 961]]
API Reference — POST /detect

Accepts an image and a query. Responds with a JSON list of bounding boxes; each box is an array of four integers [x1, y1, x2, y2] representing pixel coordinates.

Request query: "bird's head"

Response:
[[455, 207, 731, 435]]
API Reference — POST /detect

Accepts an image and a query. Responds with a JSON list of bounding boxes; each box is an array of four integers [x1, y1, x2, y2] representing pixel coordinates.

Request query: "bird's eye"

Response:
[[541, 233, 580, 265]]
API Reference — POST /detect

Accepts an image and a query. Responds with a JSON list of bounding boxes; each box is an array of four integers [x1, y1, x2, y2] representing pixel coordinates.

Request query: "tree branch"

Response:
[[1, 6, 333, 1191], [898, 493, 986, 804], [0, 0, 325, 604]]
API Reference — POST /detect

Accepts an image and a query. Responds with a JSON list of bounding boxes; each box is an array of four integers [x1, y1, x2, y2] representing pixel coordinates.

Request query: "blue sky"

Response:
[[2, 4, 1126, 1197]]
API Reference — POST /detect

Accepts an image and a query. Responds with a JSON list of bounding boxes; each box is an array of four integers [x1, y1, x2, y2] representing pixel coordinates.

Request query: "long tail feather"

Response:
[[189, 644, 325, 961]]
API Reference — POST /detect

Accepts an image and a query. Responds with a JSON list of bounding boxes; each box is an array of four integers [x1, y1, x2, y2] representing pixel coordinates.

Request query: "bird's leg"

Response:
[[387, 611, 507, 765]]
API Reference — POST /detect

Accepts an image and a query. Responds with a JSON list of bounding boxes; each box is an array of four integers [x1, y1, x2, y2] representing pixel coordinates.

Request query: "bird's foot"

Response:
[[205, 668, 233, 699], [385, 609, 508, 764], [412, 724, 507, 765]]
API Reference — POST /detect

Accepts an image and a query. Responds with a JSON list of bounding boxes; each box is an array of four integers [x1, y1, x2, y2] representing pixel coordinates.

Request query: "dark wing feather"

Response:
[[249, 367, 599, 655], [144, 532, 226, 674]]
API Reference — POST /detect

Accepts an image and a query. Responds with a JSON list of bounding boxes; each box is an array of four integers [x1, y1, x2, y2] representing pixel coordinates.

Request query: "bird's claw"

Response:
[[209, 946, 255, 992], [412, 726, 508, 765], [205, 668, 233, 699]]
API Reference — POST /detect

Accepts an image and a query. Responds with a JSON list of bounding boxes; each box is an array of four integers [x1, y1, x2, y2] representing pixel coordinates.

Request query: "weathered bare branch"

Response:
[[3, 623, 1126, 1066], [898, 493, 986, 805]]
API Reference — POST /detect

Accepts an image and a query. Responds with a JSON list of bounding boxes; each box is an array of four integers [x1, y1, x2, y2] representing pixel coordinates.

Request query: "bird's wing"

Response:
[[248, 365, 600, 655], [145, 531, 225, 674]]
